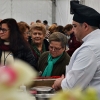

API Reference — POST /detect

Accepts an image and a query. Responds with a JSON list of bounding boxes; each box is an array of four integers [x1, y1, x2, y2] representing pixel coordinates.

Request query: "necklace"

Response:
[[4, 51, 12, 65]]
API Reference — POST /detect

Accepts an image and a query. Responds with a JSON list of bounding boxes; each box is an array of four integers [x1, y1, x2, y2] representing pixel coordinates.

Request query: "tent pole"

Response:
[[52, 0, 56, 24], [11, 0, 13, 18]]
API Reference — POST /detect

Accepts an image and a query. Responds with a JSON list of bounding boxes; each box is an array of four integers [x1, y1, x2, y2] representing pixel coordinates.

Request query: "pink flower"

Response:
[[0, 66, 17, 86]]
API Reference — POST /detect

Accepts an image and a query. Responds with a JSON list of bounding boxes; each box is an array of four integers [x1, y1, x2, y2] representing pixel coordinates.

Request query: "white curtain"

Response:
[[85, 0, 100, 12], [56, 0, 100, 26], [0, 0, 11, 19], [0, 0, 52, 25], [0, 0, 100, 26], [56, 0, 73, 26]]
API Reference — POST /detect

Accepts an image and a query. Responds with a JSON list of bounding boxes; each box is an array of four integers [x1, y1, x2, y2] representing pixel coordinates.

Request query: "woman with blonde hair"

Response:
[[30, 23, 49, 69]]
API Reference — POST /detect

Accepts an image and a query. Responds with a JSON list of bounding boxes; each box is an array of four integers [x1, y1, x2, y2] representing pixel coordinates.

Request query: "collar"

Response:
[[82, 29, 100, 42], [4, 42, 10, 45]]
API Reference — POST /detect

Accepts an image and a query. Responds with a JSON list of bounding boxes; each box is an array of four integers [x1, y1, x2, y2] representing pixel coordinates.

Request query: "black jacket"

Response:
[[0, 45, 37, 71]]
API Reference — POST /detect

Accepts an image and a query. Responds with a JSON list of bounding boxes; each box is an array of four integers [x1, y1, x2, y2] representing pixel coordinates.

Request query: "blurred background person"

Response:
[[45, 23, 57, 41], [30, 23, 49, 69], [43, 20, 50, 41], [52, 23, 57, 26], [64, 24, 82, 56], [48, 23, 57, 34], [36, 19, 41, 23], [30, 21, 34, 26], [0, 18, 37, 70], [38, 32, 70, 77], [18, 21, 30, 42], [55, 25, 64, 34], [43, 20, 49, 30]]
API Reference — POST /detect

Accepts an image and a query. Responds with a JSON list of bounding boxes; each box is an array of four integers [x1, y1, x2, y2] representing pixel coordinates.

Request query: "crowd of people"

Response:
[[0, 17, 81, 74], [1, 1, 100, 98]]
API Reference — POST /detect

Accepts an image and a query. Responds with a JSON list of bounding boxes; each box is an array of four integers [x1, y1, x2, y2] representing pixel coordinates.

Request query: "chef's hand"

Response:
[[52, 74, 64, 90]]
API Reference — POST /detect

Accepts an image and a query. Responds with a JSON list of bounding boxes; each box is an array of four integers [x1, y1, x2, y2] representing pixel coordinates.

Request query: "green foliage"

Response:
[[50, 87, 98, 100]]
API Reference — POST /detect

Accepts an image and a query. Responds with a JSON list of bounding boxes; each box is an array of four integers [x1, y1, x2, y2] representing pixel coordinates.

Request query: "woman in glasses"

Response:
[[38, 32, 70, 77], [0, 18, 37, 70]]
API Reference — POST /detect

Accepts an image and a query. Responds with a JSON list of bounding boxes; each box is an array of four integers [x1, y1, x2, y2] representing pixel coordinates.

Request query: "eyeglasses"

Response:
[[0, 27, 9, 33], [49, 46, 62, 51]]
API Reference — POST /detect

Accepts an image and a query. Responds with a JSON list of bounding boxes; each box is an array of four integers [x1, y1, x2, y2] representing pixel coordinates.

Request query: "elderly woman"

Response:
[[30, 23, 49, 68], [38, 32, 70, 77]]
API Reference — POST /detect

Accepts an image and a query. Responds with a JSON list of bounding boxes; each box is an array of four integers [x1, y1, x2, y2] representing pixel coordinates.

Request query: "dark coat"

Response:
[[0, 45, 37, 71], [38, 51, 70, 76], [67, 33, 82, 56], [30, 39, 49, 69]]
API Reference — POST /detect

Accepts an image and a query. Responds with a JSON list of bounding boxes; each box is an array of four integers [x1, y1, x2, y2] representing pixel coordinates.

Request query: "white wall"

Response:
[[56, 0, 100, 26], [56, 0, 73, 26], [0, 0, 52, 25], [85, 0, 100, 12], [0, 0, 100, 26], [0, 0, 11, 18]]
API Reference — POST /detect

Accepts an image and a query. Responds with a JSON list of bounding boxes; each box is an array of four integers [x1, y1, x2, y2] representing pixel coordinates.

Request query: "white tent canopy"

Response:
[[0, 0, 100, 26]]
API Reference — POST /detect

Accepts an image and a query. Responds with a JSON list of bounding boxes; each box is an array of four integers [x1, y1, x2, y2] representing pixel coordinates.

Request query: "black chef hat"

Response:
[[71, 1, 100, 27]]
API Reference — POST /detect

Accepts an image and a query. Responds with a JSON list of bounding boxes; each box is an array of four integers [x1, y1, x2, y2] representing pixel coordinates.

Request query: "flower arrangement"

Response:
[[0, 59, 37, 100]]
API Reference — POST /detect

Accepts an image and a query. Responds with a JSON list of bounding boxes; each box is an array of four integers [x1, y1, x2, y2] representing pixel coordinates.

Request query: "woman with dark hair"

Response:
[[55, 25, 64, 34], [0, 18, 37, 70]]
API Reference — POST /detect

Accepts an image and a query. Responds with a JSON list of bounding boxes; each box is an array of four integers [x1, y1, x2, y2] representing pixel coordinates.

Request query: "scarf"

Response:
[[42, 53, 62, 77], [31, 42, 46, 57], [0, 42, 10, 51]]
